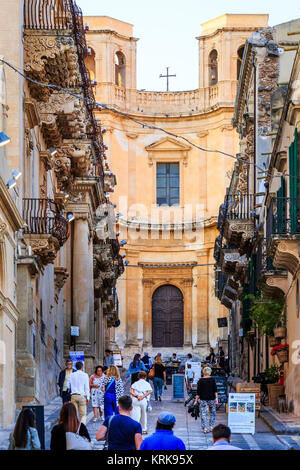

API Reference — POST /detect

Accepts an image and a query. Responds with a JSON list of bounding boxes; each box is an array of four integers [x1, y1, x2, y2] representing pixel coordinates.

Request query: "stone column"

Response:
[[181, 279, 193, 347], [73, 215, 91, 347], [196, 249, 209, 353], [142, 279, 154, 347], [125, 251, 140, 347]]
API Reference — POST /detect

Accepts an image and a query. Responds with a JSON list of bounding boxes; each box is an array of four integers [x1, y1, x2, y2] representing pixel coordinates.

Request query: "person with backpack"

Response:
[[102, 365, 124, 419], [96, 395, 142, 450], [8, 408, 41, 450]]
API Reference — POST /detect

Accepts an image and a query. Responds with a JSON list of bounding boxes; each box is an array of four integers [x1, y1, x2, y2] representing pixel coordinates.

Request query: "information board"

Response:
[[214, 375, 228, 404], [172, 374, 185, 401], [69, 350, 85, 370], [228, 393, 256, 435]]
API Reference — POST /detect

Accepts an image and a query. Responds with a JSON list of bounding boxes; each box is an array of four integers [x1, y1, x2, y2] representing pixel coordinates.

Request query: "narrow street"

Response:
[[38, 384, 296, 451]]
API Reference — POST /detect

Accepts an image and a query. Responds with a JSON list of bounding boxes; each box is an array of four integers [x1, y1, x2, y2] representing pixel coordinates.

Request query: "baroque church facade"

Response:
[[84, 14, 269, 362]]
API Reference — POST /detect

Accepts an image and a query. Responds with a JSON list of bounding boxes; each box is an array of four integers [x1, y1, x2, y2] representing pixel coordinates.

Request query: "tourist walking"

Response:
[[104, 349, 114, 368], [186, 363, 194, 390], [90, 365, 105, 422], [50, 402, 91, 451], [194, 366, 218, 434], [207, 424, 241, 450], [130, 371, 152, 434], [140, 412, 186, 450], [96, 395, 143, 450], [141, 352, 152, 371], [152, 355, 166, 401], [126, 353, 148, 384], [67, 361, 90, 424], [57, 359, 75, 404], [8, 408, 41, 450], [102, 365, 124, 419]]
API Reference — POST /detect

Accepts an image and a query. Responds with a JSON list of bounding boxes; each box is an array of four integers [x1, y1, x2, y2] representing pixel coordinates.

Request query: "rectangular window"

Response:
[[156, 162, 179, 206]]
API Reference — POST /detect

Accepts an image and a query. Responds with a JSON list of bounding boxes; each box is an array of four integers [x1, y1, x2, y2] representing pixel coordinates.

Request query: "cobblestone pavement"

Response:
[[86, 383, 292, 451], [1, 384, 299, 450]]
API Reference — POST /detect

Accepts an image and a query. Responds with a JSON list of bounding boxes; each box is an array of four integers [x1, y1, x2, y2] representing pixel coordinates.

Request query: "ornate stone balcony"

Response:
[[267, 197, 300, 275], [218, 194, 255, 255], [23, 198, 69, 265]]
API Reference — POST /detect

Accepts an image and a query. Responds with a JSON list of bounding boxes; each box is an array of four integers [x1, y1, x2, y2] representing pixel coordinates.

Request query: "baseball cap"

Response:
[[157, 412, 176, 425]]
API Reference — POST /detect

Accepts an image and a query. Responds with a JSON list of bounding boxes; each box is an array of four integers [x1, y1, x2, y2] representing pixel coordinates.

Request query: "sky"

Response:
[[76, 0, 300, 91]]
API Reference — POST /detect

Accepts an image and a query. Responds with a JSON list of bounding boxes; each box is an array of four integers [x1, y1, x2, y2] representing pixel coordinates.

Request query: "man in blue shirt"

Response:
[[140, 412, 186, 450], [96, 395, 143, 450], [207, 424, 241, 450]]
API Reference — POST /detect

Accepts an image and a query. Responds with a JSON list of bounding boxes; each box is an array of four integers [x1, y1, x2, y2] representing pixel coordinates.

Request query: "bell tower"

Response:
[[197, 14, 269, 97], [83, 16, 138, 104]]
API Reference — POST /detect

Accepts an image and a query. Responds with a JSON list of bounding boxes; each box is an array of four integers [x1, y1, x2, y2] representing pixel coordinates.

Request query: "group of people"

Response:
[[7, 349, 237, 451]]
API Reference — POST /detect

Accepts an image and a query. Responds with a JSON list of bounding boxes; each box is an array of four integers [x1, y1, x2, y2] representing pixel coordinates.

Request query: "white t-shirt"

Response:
[[131, 379, 152, 398]]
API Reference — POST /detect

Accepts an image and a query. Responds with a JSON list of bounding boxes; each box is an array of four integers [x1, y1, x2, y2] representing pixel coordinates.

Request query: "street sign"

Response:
[[70, 326, 79, 336], [217, 317, 228, 327], [228, 393, 256, 435], [113, 350, 122, 367], [69, 350, 84, 369]]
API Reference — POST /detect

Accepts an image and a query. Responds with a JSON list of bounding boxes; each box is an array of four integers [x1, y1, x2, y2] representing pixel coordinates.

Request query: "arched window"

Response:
[[115, 51, 126, 88], [237, 46, 245, 81], [84, 47, 96, 84], [208, 50, 218, 86]]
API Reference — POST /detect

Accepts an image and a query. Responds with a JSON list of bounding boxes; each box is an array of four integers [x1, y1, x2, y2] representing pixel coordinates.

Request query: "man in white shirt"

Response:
[[67, 361, 90, 424], [207, 424, 241, 450], [130, 371, 152, 434]]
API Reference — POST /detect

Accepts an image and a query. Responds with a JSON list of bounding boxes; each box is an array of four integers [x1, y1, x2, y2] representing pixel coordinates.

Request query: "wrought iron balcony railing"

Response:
[[24, 0, 73, 30], [217, 194, 255, 231], [266, 197, 300, 242], [23, 198, 69, 246]]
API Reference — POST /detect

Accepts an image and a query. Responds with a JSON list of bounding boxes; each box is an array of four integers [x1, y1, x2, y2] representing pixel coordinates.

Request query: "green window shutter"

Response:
[[276, 176, 285, 234], [242, 283, 252, 335], [289, 130, 298, 233]]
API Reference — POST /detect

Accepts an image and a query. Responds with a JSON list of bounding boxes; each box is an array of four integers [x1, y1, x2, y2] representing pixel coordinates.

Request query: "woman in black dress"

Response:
[[194, 366, 218, 434], [50, 402, 91, 451]]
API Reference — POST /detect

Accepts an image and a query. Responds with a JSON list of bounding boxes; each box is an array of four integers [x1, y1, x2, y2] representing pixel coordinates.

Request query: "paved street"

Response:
[[1, 382, 299, 451]]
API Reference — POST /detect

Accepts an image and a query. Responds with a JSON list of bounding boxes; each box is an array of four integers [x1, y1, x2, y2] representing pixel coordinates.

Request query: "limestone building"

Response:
[[0, 0, 122, 427], [84, 14, 269, 362]]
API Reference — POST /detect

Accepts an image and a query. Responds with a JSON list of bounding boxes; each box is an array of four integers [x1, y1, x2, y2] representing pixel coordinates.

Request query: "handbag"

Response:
[[66, 424, 93, 451], [148, 366, 155, 380]]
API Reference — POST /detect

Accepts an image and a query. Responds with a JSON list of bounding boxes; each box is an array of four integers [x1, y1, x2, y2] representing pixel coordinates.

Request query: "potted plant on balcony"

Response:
[[264, 365, 284, 408], [245, 293, 285, 343], [271, 343, 289, 363], [273, 317, 287, 339]]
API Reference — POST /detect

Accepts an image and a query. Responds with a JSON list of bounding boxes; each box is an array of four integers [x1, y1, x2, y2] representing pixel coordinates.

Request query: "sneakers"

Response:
[[158, 396, 162, 402], [93, 417, 97, 423]]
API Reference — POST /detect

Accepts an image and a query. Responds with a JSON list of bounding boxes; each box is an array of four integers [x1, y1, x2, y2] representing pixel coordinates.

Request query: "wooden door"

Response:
[[152, 285, 183, 347]]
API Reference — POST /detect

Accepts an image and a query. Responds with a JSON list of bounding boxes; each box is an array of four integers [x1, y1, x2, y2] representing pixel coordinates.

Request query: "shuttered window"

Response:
[[156, 163, 180, 206], [289, 129, 298, 233]]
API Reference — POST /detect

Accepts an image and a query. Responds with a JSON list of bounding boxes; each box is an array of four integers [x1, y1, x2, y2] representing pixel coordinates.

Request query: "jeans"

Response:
[[104, 392, 119, 419], [153, 377, 164, 400], [199, 400, 216, 430]]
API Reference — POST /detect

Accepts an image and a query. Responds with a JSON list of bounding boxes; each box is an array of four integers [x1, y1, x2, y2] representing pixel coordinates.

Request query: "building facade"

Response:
[[214, 19, 300, 416], [0, 0, 122, 426], [83, 14, 269, 363]]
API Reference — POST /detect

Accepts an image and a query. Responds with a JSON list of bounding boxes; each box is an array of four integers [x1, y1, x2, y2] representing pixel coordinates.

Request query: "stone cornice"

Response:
[[0, 176, 24, 232], [0, 290, 20, 324], [196, 26, 264, 41], [86, 29, 139, 42]]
